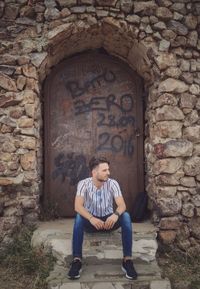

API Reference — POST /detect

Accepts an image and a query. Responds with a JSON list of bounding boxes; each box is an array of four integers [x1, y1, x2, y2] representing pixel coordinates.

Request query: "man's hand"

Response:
[[104, 214, 118, 230], [90, 217, 105, 230]]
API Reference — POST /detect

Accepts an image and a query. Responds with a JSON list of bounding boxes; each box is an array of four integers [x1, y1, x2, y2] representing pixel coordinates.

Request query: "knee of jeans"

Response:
[[120, 212, 132, 226], [74, 213, 84, 226]]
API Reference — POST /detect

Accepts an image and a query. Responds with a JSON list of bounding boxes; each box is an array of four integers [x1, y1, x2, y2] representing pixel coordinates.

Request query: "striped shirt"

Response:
[[76, 177, 122, 217]]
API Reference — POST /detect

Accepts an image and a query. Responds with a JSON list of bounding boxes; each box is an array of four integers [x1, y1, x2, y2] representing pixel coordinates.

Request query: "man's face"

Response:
[[93, 162, 110, 182]]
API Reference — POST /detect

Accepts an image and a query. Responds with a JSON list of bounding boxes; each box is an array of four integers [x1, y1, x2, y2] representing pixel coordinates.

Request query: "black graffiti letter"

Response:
[[104, 70, 116, 83], [65, 81, 84, 98], [120, 94, 133, 113]]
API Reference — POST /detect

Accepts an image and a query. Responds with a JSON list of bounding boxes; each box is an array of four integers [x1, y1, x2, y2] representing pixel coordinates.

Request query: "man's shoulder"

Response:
[[78, 177, 92, 185], [107, 178, 119, 185]]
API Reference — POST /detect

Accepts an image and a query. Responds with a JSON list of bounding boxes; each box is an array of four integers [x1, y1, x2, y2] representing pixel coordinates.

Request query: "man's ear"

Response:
[[92, 167, 97, 176]]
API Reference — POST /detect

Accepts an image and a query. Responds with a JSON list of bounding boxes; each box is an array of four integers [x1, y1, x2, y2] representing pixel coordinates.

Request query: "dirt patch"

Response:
[[0, 266, 35, 289]]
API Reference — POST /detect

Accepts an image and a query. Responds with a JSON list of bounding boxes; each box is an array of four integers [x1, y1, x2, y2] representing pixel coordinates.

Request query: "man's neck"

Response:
[[92, 177, 104, 189]]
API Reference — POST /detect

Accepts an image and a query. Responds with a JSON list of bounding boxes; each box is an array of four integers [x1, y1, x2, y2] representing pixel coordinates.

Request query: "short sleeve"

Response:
[[111, 179, 122, 197], [76, 180, 86, 197]]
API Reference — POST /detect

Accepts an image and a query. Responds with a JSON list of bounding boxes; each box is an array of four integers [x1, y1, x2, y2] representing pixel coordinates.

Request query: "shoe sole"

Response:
[[121, 266, 137, 280], [67, 269, 82, 280]]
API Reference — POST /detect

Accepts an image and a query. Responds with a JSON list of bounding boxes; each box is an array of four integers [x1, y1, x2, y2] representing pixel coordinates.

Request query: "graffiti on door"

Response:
[[52, 153, 89, 185]]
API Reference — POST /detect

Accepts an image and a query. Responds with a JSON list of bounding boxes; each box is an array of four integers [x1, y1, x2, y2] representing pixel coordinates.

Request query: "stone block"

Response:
[[155, 53, 177, 70], [159, 39, 170, 52], [22, 64, 37, 79], [156, 197, 182, 216], [134, 1, 157, 14], [159, 217, 181, 230], [184, 157, 200, 176], [17, 75, 26, 90], [159, 230, 176, 245], [182, 203, 194, 218], [151, 121, 182, 139], [180, 93, 196, 108], [2, 141, 16, 153], [189, 84, 200, 95], [156, 140, 193, 158], [168, 20, 188, 36], [157, 186, 177, 198], [189, 217, 200, 240], [155, 93, 178, 107], [20, 151, 36, 170], [153, 158, 183, 175], [187, 31, 198, 48], [183, 126, 200, 142], [96, 0, 117, 6], [150, 279, 171, 289], [194, 144, 200, 156], [0, 72, 17, 92], [180, 177, 196, 187], [184, 14, 198, 29], [155, 105, 184, 121], [156, 7, 173, 20], [18, 117, 34, 128], [158, 78, 188, 94], [155, 173, 182, 186], [9, 108, 23, 119], [120, 0, 133, 13], [19, 136, 37, 149]]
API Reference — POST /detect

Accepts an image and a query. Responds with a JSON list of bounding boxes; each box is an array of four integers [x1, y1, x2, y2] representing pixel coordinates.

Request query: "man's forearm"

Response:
[[115, 203, 126, 215], [75, 204, 93, 221]]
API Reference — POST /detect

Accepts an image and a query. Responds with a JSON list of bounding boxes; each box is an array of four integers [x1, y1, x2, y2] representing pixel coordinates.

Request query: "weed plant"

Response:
[[158, 244, 200, 289], [0, 226, 56, 289]]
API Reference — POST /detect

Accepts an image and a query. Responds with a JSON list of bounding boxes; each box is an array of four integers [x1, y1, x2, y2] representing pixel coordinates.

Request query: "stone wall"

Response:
[[0, 0, 200, 251]]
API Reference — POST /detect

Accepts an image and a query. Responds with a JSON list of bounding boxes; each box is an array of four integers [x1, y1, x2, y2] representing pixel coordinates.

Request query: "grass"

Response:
[[0, 226, 56, 289], [157, 244, 200, 289]]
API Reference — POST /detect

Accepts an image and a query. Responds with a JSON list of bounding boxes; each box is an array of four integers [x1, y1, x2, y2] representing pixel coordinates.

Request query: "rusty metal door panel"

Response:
[[44, 51, 144, 217]]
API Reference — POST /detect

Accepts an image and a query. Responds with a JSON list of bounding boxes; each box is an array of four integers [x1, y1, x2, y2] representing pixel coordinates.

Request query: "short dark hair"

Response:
[[89, 156, 110, 171]]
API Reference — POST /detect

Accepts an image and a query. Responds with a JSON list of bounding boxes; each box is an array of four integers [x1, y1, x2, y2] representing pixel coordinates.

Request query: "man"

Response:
[[68, 156, 137, 280]]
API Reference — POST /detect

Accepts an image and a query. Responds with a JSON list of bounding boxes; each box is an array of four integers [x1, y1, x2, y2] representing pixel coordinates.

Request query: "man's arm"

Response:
[[114, 195, 126, 215], [104, 196, 126, 230], [75, 196, 105, 230]]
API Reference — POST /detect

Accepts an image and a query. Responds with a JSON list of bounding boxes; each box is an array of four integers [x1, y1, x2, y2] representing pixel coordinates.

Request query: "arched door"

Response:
[[44, 51, 144, 218]]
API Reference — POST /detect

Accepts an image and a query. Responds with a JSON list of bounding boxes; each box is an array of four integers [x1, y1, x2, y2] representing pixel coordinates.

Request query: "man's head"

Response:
[[89, 156, 110, 182]]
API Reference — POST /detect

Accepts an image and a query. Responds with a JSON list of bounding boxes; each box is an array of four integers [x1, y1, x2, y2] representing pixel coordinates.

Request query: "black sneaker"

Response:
[[122, 259, 137, 280], [68, 259, 82, 279]]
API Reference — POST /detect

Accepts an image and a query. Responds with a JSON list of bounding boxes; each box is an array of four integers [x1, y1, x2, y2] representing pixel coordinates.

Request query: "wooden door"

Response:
[[44, 51, 144, 218]]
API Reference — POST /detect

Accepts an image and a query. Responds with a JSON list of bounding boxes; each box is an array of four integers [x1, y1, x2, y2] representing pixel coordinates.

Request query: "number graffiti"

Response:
[[97, 113, 135, 128], [97, 133, 134, 156]]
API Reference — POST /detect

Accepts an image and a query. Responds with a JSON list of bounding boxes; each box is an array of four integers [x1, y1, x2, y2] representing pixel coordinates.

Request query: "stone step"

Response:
[[31, 219, 171, 289], [47, 262, 170, 289], [32, 219, 158, 263]]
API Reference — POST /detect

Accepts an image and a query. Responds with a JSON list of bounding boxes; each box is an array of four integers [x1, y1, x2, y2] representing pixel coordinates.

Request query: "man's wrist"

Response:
[[89, 215, 93, 222], [114, 211, 120, 217]]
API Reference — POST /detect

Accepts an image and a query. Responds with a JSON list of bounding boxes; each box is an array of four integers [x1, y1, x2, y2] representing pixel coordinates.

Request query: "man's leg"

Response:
[[72, 213, 85, 259], [119, 212, 137, 280], [119, 211, 132, 257], [68, 214, 84, 279], [68, 213, 99, 279]]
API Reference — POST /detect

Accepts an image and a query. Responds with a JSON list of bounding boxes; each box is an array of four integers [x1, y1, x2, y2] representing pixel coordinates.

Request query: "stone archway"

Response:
[[37, 18, 155, 217]]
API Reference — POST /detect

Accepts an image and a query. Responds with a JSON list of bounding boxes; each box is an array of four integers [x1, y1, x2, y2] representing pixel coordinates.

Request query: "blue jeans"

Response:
[[72, 211, 132, 258]]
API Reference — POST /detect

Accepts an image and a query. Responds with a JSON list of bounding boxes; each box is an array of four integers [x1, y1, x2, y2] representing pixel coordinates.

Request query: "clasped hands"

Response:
[[90, 214, 118, 230]]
